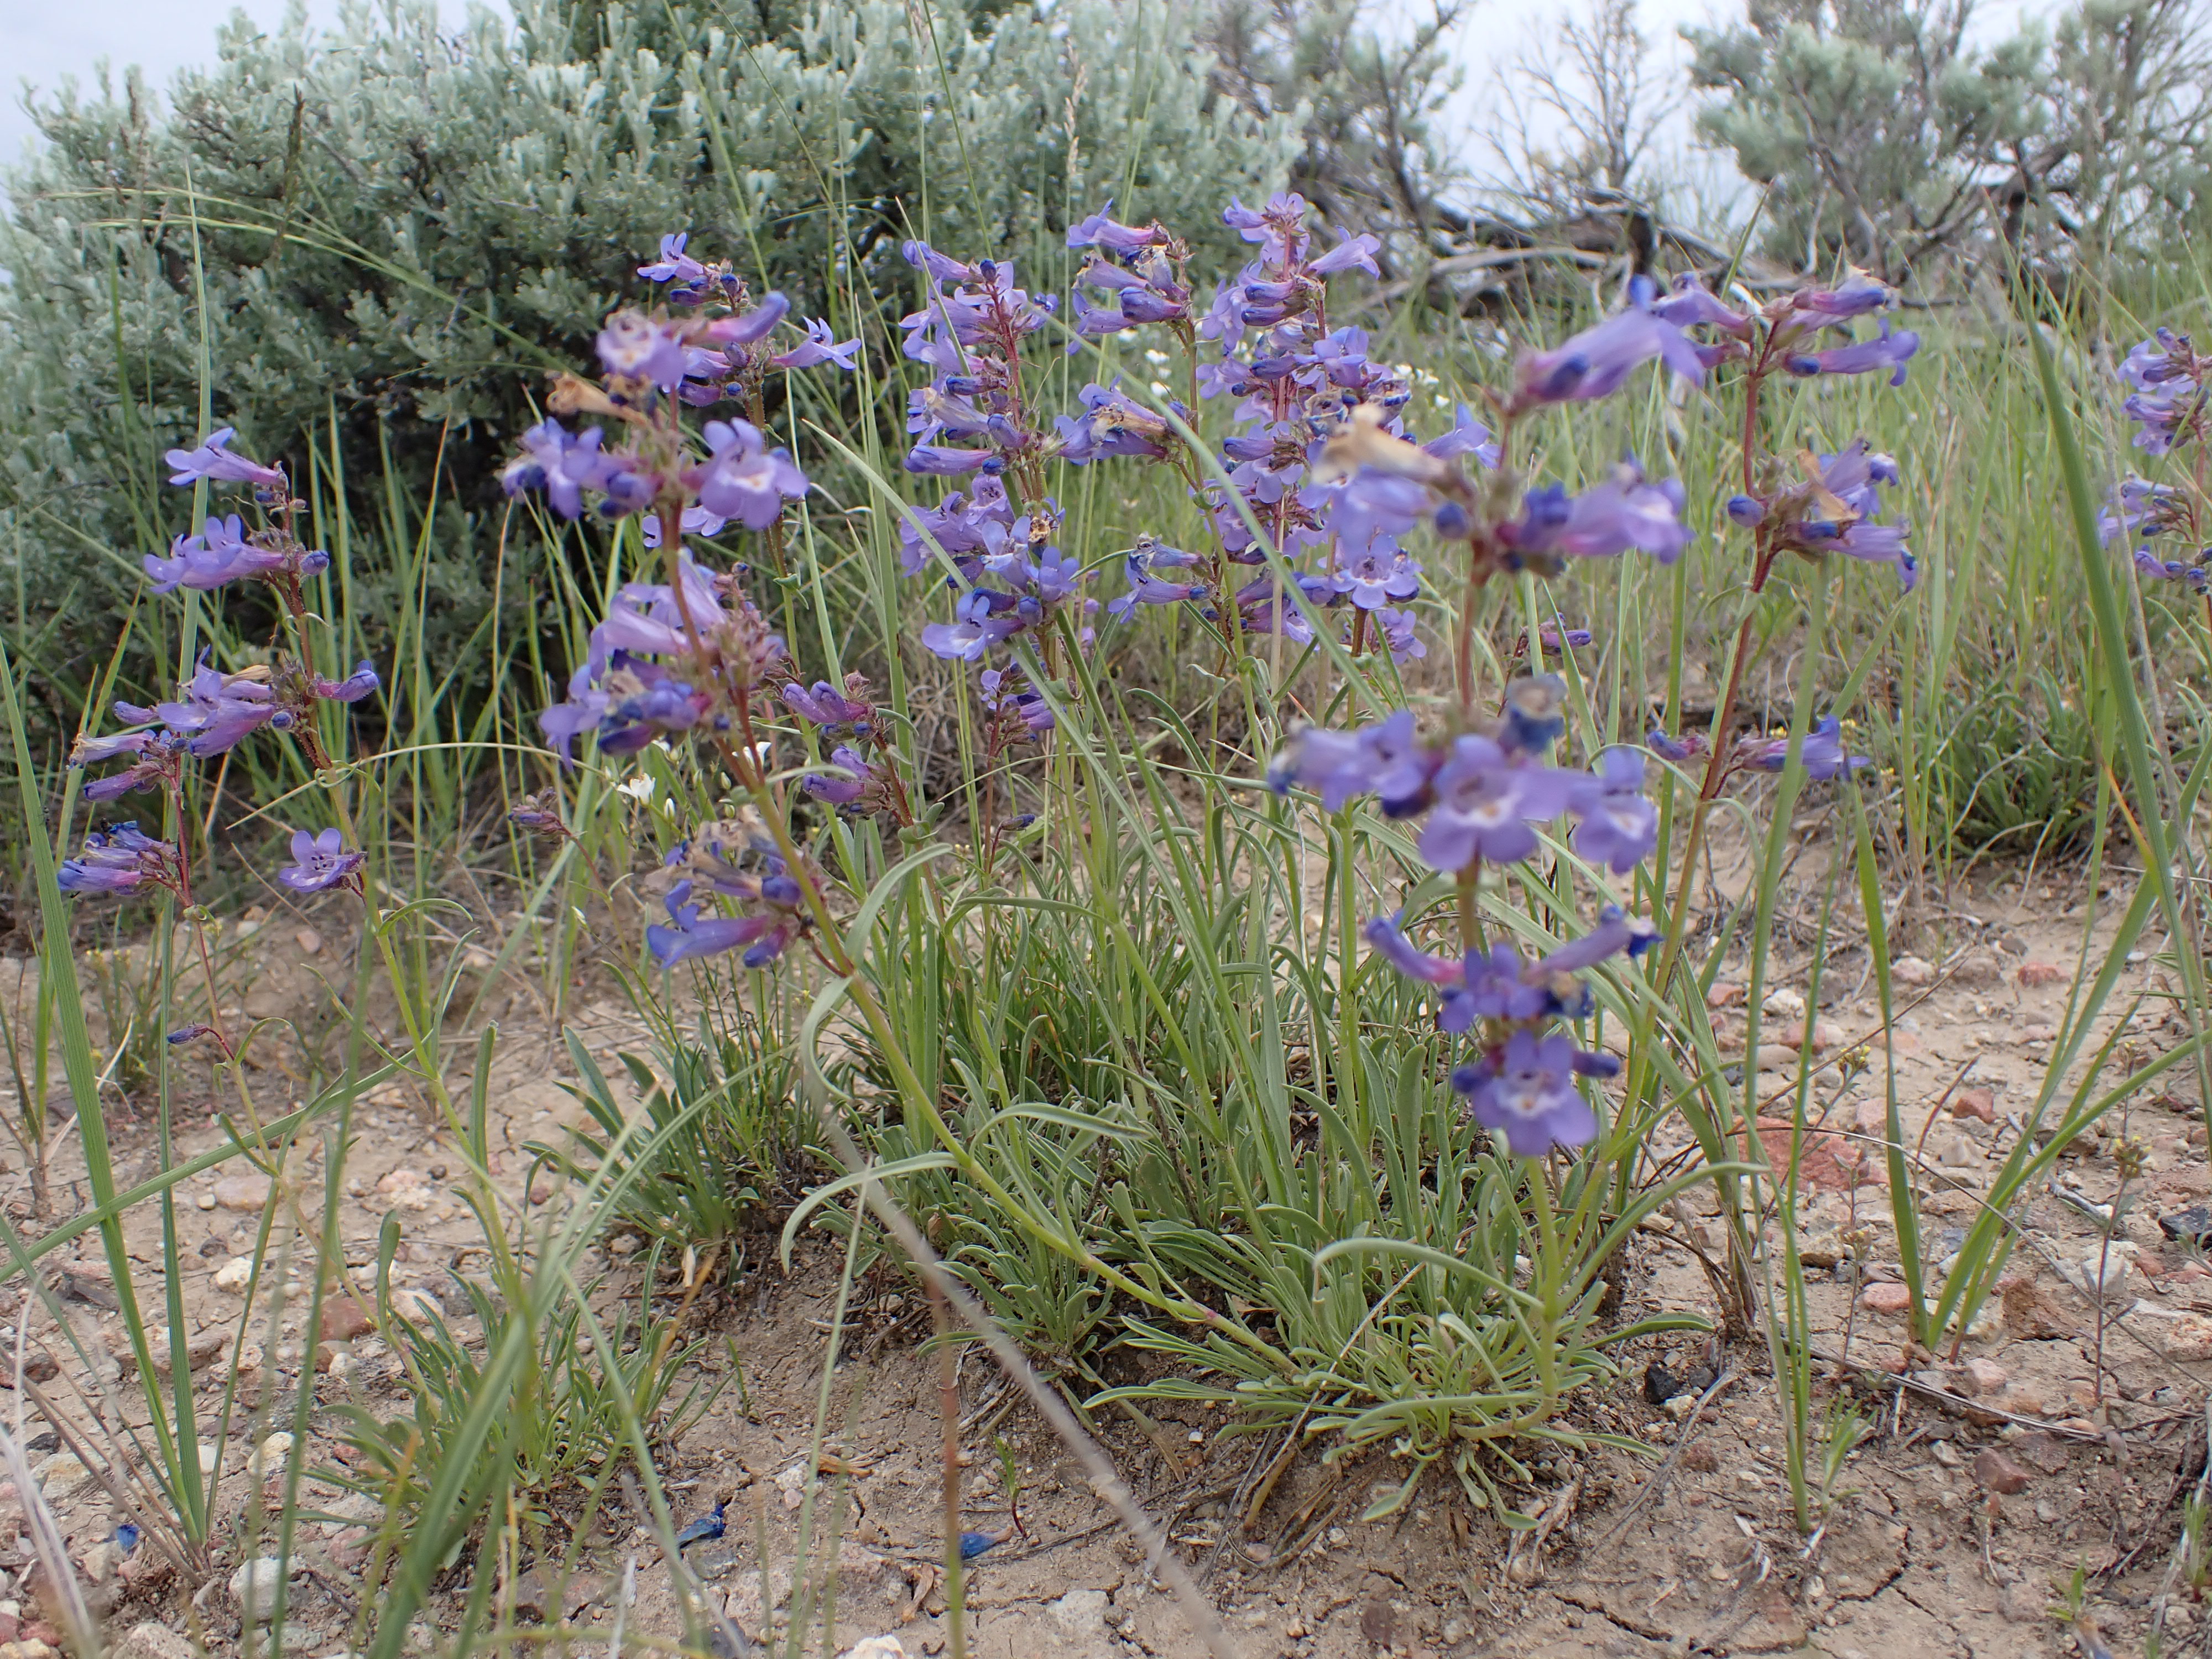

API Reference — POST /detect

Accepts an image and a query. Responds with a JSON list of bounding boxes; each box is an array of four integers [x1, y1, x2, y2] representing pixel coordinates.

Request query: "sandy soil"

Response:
[[2, 856, 2209, 1659]]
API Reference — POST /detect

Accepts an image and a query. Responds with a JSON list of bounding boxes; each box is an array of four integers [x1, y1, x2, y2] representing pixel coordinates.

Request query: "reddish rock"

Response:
[[1859, 1282, 1913, 1313], [327, 1526, 372, 1571], [1954, 1358, 2008, 1396], [319, 1297, 374, 1342], [2018, 961, 2067, 988], [1750, 1120, 1873, 1191], [2013, 1432, 2073, 1474], [1682, 1442, 1720, 1473], [1707, 982, 1747, 1010], [1972, 1448, 2031, 1494], [1950, 1088, 1997, 1124]]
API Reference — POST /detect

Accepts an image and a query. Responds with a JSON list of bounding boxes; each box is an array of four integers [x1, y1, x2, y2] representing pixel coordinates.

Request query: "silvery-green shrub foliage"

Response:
[[1687, 0, 2212, 280], [0, 0, 1296, 665]]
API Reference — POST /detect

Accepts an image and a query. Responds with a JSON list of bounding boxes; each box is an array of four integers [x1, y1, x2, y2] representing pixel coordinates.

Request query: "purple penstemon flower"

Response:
[[1328, 538, 1422, 610], [1453, 1030, 1614, 1157], [1067, 202, 1166, 251], [540, 663, 611, 764], [1537, 617, 1594, 651], [311, 661, 381, 703], [1362, 910, 1465, 988], [702, 292, 791, 348], [597, 554, 727, 658], [595, 658, 711, 755], [1647, 728, 1710, 765], [1785, 321, 1920, 386], [1495, 676, 1572, 760], [71, 727, 182, 801], [642, 505, 731, 549], [1269, 708, 1439, 818], [1570, 748, 1658, 873], [800, 745, 886, 808], [980, 666, 1054, 738], [646, 845, 806, 969], [905, 445, 1001, 477], [165, 427, 284, 490], [57, 823, 179, 898], [2134, 549, 2210, 588], [773, 320, 862, 371], [2099, 478, 2188, 547], [782, 679, 872, 732], [500, 420, 639, 521], [133, 658, 291, 758], [686, 420, 809, 528], [1054, 383, 1180, 465], [921, 589, 1025, 661], [596, 310, 690, 389], [1736, 716, 1872, 780], [2114, 334, 2208, 455], [637, 231, 708, 288], [278, 828, 364, 895], [1650, 273, 1752, 335], [1269, 724, 1374, 813], [142, 515, 327, 593], [1417, 735, 1582, 873], [1423, 405, 1503, 469], [1235, 575, 1318, 646], [1780, 273, 1893, 334], [646, 893, 792, 970], [1308, 230, 1382, 278], [1105, 568, 1206, 622], [1375, 606, 1424, 664], [1363, 906, 1650, 1039], [508, 792, 570, 838], [1502, 465, 1690, 564], [1508, 278, 1704, 413]]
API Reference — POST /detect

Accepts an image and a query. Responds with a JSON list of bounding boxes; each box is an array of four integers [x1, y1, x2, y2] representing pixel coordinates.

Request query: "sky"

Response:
[[3, 0, 1717, 184], [4, 0, 2059, 194]]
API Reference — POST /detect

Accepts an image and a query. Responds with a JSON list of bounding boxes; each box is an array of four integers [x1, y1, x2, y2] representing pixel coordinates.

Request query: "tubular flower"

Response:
[[1363, 906, 1651, 1156], [117, 656, 292, 758], [143, 514, 330, 593], [1507, 278, 1704, 414], [58, 823, 180, 898], [277, 828, 364, 894], [1741, 441, 1916, 592], [164, 427, 284, 490], [645, 839, 808, 970], [1271, 686, 1659, 879], [685, 420, 809, 529], [1735, 716, 1872, 781]]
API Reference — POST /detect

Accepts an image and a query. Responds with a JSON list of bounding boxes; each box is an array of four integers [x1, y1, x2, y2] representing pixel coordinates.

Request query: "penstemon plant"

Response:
[[488, 195, 1938, 1532], [2100, 328, 2212, 611]]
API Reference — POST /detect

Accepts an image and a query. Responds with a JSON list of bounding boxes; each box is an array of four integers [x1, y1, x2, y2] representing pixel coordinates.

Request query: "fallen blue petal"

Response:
[[676, 1501, 727, 1548]]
